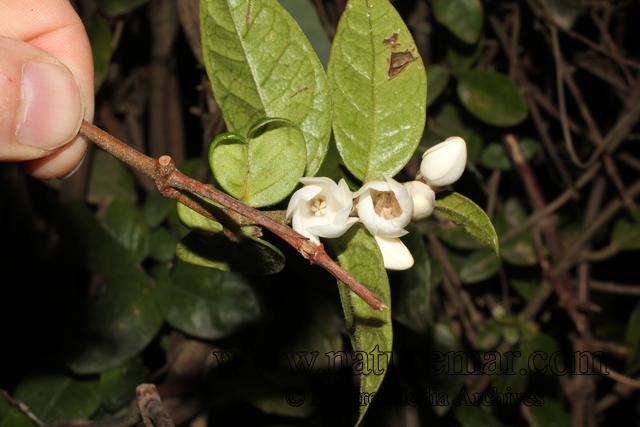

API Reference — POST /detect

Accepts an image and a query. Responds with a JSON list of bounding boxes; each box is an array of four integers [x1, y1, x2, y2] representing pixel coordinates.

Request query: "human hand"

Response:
[[0, 0, 94, 179]]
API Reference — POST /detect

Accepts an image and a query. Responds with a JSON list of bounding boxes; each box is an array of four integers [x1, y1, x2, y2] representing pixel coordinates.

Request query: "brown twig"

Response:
[[136, 384, 174, 427], [79, 121, 385, 310], [1, 389, 44, 427]]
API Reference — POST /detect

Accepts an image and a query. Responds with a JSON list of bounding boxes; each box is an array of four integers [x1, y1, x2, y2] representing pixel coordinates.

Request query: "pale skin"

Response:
[[0, 0, 94, 179]]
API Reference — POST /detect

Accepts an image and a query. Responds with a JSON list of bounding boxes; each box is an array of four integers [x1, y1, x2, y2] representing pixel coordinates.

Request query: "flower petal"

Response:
[[374, 235, 414, 271], [307, 217, 359, 238]]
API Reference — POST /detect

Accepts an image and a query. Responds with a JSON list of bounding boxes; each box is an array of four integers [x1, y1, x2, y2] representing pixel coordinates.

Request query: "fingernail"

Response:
[[17, 62, 84, 150]]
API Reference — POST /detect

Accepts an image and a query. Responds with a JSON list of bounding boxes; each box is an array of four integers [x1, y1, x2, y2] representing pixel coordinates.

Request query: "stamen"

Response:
[[311, 199, 327, 217]]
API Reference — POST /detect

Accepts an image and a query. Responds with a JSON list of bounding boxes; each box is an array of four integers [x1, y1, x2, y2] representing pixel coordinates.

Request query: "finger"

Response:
[[0, 0, 94, 179]]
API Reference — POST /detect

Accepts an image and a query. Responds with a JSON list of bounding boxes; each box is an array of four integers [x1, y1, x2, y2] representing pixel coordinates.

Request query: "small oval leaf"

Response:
[[154, 261, 262, 339], [176, 230, 285, 275], [200, 0, 331, 176], [328, 0, 427, 182], [426, 65, 450, 107], [459, 247, 502, 284], [458, 70, 528, 126], [209, 119, 306, 207], [432, 0, 484, 44], [434, 191, 499, 256]]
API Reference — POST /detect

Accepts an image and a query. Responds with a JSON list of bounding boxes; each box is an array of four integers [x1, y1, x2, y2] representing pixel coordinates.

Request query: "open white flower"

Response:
[[420, 136, 467, 188], [286, 177, 358, 244], [403, 181, 436, 221], [354, 175, 414, 270]]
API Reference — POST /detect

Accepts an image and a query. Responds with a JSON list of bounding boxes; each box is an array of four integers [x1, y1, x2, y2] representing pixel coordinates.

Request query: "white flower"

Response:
[[403, 181, 435, 221], [420, 136, 467, 188], [354, 175, 414, 270], [286, 177, 358, 244], [353, 174, 413, 238]]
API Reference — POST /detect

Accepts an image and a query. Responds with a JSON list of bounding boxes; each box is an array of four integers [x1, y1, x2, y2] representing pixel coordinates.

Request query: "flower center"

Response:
[[372, 191, 402, 220], [311, 199, 327, 217]]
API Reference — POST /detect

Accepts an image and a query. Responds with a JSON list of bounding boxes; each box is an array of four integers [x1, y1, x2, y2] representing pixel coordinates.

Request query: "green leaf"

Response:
[[625, 301, 640, 375], [447, 37, 484, 75], [13, 372, 101, 422], [434, 191, 499, 256], [85, 16, 112, 92], [57, 201, 135, 278], [200, 0, 331, 176], [154, 261, 262, 339], [98, 0, 148, 15], [432, 0, 484, 44], [612, 217, 640, 251], [476, 320, 502, 350], [149, 227, 177, 262], [426, 65, 450, 107], [494, 198, 537, 266], [458, 70, 528, 126], [209, 119, 306, 207], [541, 0, 581, 30], [143, 191, 176, 228], [459, 247, 502, 284], [509, 278, 538, 301], [390, 224, 431, 335], [176, 195, 224, 234], [87, 149, 137, 204], [438, 220, 487, 250], [65, 269, 163, 374], [429, 103, 466, 138], [325, 225, 392, 427], [278, 0, 331, 68], [481, 138, 540, 170], [176, 230, 285, 275], [102, 196, 150, 264], [327, 0, 427, 182], [0, 393, 39, 427], [426, 320, 465, 416], [99, 357, 149, 412]]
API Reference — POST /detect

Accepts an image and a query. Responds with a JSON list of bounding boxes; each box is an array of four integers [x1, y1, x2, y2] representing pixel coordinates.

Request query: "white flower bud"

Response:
[[374, 235, 414, 271], [403, 181, 435, 221], [286, 177, 358, 244], [420, 136, 467, 188]]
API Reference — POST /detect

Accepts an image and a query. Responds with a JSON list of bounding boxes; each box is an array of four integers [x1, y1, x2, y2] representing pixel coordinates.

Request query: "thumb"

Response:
[[0, 36, 85, 163]]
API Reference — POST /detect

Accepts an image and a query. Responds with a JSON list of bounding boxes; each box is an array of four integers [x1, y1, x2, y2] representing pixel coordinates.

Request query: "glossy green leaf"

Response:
[[87, 149, 137, 204], [530, 398, 571, 427], [0, 393, 38, 427], [625, 301, 640, 375], [154, 261, 262, 339], [99, 0, 148, 15], [432, 0, 484, 44], [200, 0, 331, 176], [458, 70, 528, 126], [325, 224, 392, 427], [176, 230, 285, 275], [434, 191, 499, 256], [327, 0, 427, 182], [149, 227, 177, 262], [390, 224, 431, 335], [278, 0, 331, 68], [176, 195, 223, 234], [99, 357, 149, 412], [209, 119, 306, 207], [65, 269, 163, 374], [57, 201, 135, 278], [143, 191, 176, 228], [102, 196, 150, 264], [426, 65, 450, 107], [85, 16, 112, 92], [13, 373, 101, 421], [459, 247, 502, 284]]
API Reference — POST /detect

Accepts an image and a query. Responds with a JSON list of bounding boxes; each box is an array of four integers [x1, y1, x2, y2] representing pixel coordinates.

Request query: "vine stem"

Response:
[[79, 120, 386, 311]]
